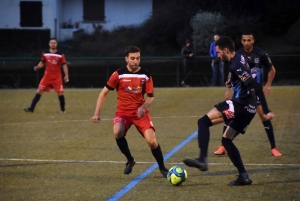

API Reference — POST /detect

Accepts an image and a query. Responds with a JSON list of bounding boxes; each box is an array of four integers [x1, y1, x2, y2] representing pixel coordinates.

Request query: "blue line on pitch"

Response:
[[107, 130, 198, 201]]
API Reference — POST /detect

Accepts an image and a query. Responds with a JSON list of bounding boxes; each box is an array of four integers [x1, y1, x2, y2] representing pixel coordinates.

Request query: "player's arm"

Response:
[[92, 86, 110, 123], [263, 65, 276, 96], [62, 63, 69, 83], [34, 61, 45, 71]]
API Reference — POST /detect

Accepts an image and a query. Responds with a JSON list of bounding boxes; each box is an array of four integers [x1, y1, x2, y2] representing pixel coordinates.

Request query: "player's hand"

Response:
[[225, 79, 232, 88], [263, 112, 274, 120], [64, 76, 69, 83], [91, 115, 101, 123], [137, 106, 146, 118], [263, 85, 271, 96]]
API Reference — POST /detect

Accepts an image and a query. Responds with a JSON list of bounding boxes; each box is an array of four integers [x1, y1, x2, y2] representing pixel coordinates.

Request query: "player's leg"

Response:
[[23, 78, 47, 112], [257, 105, 281, 156], [219, 62, 224, 86], [53, 78, 66, 113], [143, 128, 168, 178], [57, 92, 66, 113], [136, 113, 168, 177], [214, 122, 227, 155], [212, 61, 217, 86], [222, 127, 252, 186], [183, 107, 222, 171], [113, 117, 135, 175]]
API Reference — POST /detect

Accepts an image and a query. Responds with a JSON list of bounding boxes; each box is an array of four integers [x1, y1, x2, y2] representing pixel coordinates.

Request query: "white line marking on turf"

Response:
[[1, 114, 299, 126], [0, 158, 299, 166], [0, 116, 200, 126]]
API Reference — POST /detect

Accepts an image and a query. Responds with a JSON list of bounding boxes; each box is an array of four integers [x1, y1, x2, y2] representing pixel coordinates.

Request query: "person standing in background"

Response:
[[209, 34, 224, 86], [23, 38, 69, 113], [181, 40, 196, 87]]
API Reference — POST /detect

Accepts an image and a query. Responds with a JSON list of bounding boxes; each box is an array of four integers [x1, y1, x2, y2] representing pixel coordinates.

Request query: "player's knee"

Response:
[[147, 140, 158, 149], [197, 115, 213, 128]]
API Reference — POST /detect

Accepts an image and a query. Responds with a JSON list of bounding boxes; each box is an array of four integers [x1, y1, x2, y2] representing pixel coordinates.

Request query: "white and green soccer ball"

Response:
[[167, 166, 188, 186]]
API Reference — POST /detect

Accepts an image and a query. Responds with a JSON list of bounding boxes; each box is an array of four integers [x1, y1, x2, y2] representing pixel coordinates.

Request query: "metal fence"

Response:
[[0, 55, 299, 88]]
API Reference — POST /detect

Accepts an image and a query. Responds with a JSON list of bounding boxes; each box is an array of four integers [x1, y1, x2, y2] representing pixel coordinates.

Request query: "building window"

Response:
[[83, 0, 105, 22], [20, 1, 43, 27]]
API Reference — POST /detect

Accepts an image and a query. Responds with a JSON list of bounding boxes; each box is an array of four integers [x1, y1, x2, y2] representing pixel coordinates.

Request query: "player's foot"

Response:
[[160, 168, 168, 178], [271, 148, 282, 156], [182, 158, 208, 171], [61, 111, 66, 114], [214, 145, 226, 155], [124, 160, 135, 175], [228, 173, 252, 186], [23, 107, 33, 113]]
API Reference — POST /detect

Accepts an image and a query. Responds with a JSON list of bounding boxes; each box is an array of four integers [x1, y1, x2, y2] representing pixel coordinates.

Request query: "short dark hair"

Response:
[[49, 38, 57, 42], [186, 39, 191, 44], [215, 36, 235, 52], [242, 31, 255, 39], [125, 46, 141, 56]]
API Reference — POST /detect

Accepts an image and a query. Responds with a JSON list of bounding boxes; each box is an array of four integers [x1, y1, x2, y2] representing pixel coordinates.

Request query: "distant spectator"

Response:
[[181, 40, 196, 87], [209, 34, 224, 86]]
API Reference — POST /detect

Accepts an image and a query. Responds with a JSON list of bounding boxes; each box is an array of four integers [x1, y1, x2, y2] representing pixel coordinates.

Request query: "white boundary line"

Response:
[[1, 114, 299, 126], [0, 158, 299, 166]]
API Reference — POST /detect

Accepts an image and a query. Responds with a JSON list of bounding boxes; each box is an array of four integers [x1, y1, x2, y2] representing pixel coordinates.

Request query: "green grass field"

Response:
[[0, 87, 300, 201]]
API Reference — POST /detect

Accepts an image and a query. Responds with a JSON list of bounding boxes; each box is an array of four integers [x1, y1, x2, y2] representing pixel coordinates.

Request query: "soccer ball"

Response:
[[167, 166, 188, 186]]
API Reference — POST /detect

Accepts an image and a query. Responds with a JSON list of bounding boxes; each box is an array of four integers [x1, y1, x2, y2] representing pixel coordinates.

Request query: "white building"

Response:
[[0, 0, 153, 41]]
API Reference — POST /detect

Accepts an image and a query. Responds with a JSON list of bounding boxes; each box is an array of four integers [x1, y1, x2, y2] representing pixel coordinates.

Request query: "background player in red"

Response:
[[91, 46, 168, 177], [23, 38, 69, 113]]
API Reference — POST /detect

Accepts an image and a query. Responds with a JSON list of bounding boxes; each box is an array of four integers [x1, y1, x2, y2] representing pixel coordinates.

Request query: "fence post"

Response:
[[176, 60, 180, 87]]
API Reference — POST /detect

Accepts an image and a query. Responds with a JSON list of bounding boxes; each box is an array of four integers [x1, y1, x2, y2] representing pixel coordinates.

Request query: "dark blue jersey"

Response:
[[236, 47, 273, 82], [229, 54, 256, 105]]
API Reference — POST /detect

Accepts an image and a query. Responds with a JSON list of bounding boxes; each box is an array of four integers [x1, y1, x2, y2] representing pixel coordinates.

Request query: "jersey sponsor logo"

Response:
[[122, 79, 131, 82], [245, 104, 256, 114], [237, 68, 242, 72], [125, 86, 142, 93], [140, 78, 145, 85], [239, 71, 250, 81]]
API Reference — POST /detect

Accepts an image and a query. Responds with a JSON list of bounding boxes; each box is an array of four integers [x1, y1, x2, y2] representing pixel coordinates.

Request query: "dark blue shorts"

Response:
[[215, 100, 256, 134]]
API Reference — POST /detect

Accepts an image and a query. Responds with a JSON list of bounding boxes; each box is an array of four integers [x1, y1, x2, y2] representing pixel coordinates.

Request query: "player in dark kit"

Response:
[[214, 33, 281, 157], [91, 46, 168, 178], [183, 36, 274, 186]]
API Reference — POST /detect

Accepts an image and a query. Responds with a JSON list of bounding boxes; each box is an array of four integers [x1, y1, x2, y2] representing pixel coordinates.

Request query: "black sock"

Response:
[[58, 95, 65, 111], [222, 137, 246, 174], [116, 137, 134, 162], [197, 115, 213, 162], [151, 144, 166, 170], [30, 93, 41, 111], [263, 120, 276, 149]]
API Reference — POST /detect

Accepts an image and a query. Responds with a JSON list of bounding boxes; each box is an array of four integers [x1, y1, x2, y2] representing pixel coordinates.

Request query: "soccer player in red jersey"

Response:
[[91, 46, 168, 177], [23, 38, 69, 113]]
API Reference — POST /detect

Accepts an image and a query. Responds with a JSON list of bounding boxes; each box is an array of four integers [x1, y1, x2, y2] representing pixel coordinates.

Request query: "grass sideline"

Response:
[[0, 87, 300, 201]]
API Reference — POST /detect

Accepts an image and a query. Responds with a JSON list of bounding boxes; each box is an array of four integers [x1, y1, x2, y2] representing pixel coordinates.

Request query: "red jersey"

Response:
[[106, 67, 154, 111], [41, 51, 66, 76]]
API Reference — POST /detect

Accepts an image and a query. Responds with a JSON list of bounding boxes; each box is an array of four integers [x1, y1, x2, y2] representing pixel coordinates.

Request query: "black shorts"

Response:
[[215, 100, 256, 134]]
